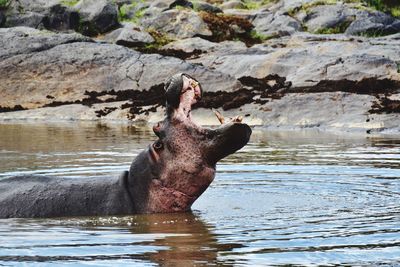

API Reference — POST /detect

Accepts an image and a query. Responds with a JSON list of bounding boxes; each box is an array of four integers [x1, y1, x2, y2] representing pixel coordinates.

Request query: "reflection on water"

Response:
[[0, 122, 400, 266]]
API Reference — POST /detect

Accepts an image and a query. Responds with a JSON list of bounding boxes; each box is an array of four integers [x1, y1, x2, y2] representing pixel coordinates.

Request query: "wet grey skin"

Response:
[[0, 74, 252, 218]]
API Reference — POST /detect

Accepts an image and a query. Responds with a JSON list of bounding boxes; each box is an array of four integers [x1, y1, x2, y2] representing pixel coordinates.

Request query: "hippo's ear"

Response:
[[153, 122, 165, 138]]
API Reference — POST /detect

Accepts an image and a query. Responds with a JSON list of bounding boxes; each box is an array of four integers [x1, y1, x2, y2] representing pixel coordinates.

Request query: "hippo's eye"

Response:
[[153, 140, 163, 150]]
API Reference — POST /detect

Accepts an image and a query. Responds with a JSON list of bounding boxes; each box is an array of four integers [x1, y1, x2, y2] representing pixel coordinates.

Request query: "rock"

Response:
[[162, 37, 217, 53], [117, 1, 149, 23], [0, 27, 91, 60], [42, 4, 80, 31], [141, 9, 212, 39], [74, 0, 119, 36], [301, 4, 356, 33], [3, 0, 80, 31], [0, 27, 240, 114], [189, 32, 400, 88], [149, 0, 176, 9], [4, 11, 45, 29], [7, 0, 57, 14], [290, 2, 400, 36], [346, 10, 400, 36], [219, 1, 245, 10], [163, 37, 246, 52], [168, 0, 193, 10], [102, 22, 154, 47], [193, 1, 223, 14], [280, 0, 314, 12], [252, 11, 302, 36], [2, 0, 90, 33], [0, 11, 5, 27]]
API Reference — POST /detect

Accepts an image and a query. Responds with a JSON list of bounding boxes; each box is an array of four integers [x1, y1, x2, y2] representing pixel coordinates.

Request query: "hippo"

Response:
[[0, 74, 252, 218]]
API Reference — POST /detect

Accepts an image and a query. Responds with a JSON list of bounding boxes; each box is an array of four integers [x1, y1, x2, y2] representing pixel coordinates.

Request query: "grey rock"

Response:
[[161, 37, 246, 54], [141, 9, 212, 39], [189, 32, 400, 87], [193, 1, 223, 13], [42, 4, 80, 31], [219, 1, 245, 10], [102, 22, 154, 47], [291, 3, 400, 36], [252, 11, 301, 36], [75, 0, 119, 36], [0, 27, 240, 112], [346, 10, 400, 36], [140, 7, 163, 22], [4, 0, 80, 31], [0, 11, 6, 27], [118, 1, 149, 23], [0, 27, 91, 60], [280, 0, 314, 12], [149, 0, 176, 9], [302, 4, 356, 33], [7, 0, 60, 14], [168, 0, 193, 10], [4, 11, 45, 29]]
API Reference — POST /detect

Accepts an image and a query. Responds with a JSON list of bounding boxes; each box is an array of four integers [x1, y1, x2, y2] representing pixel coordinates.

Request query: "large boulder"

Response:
[[74, 0, 119, 36], [291, 2, 400, 36], [300, 4, 356, 33], [189, 32, 400, 88], [141, 9, 212, 39], [42, 4, 80, 31], [193, 1, 222, 13], [0, 11, 5, 27], [0, 27, 91, 60], [0, 27, 240, 117], [101, 22, 154, 47], [346, 10, 400, 36], [4, 11, 45, 29], [3, 0, 80, 31], [252, 11, 302, 36]]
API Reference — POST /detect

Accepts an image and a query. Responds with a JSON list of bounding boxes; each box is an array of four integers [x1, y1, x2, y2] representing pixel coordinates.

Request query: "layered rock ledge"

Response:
[[0, 0, 400, 133]]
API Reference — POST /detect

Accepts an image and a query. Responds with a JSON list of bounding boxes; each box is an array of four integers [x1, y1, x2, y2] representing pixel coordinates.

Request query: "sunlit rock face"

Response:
[[0, 0, 400, 133]]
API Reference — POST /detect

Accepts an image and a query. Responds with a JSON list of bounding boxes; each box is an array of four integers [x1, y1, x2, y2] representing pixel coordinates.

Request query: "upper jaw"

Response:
[[206, 122, 252, 164]]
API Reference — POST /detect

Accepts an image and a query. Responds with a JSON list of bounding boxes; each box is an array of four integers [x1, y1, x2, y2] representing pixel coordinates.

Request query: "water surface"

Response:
[[0, 122, 399, 266]]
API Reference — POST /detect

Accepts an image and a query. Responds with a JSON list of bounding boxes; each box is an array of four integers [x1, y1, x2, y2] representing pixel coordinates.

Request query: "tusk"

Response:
[[212, 109, 225, 124], [231, 115, 243, 123]]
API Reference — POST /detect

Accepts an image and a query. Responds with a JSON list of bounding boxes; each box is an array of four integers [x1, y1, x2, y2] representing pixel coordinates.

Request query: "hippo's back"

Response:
[[0, 175, 131, 218]]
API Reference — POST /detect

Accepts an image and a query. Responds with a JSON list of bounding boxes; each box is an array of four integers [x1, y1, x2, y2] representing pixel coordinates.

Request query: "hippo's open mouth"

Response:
[[175, 75, 252, 166], [131, 73, 253, 214]]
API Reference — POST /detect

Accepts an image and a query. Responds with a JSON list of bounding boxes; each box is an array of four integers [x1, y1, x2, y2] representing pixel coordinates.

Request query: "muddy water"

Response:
[[0, 122, 399, 266]]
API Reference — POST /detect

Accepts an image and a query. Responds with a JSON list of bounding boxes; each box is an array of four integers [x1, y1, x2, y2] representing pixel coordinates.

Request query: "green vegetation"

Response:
[[144, 28, 174, 49], [174, 5, 191, 11], [61, 0, 79, 7], [0, 0, 10, 9], [358, 28, 390, 37], [314, 19, 354, 34], [287, 0, 338, 16], [118, 2, 146, 23], [397, 62, 400, 73], [250, 30, 278, 41], [363, 0, 400, 17], [288, 0, 400, 18], [242, 0, 279, 10]]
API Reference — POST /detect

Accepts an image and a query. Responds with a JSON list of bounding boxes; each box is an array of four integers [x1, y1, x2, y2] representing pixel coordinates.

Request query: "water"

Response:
[[0, 122, 399, 266]]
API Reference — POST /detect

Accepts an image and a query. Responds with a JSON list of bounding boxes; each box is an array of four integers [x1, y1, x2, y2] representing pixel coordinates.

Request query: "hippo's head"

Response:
[[129, 74, 251, 213]]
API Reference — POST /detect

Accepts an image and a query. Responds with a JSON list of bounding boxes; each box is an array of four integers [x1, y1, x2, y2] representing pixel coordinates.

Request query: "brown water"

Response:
[[0, 122, 400, 266]]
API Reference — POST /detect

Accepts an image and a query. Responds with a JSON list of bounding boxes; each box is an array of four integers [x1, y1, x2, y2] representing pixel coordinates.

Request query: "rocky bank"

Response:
[[0, 0, 399, 133]]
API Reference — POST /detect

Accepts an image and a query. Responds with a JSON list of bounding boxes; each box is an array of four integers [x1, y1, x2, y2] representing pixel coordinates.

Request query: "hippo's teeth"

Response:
[[213, 109, 225, 124], [232, 115, 243, 123]]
